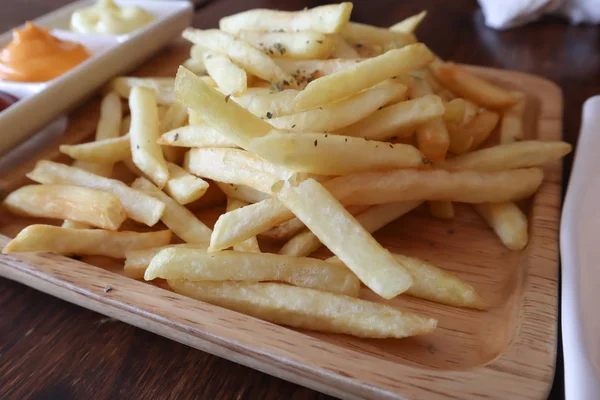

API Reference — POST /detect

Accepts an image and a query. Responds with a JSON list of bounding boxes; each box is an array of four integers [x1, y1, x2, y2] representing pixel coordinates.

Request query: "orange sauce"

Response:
[[0, 22, 91, 82]]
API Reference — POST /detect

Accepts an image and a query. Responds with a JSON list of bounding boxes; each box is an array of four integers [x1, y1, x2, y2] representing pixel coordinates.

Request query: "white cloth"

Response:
[[478, 0, 600, 29]]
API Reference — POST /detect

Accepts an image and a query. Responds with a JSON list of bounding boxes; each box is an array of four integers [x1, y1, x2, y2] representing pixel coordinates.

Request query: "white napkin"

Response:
[[478, 0, 600, 29]]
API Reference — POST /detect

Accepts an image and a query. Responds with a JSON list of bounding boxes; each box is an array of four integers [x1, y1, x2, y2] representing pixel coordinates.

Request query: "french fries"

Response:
[[238, 31, 335, 60], [500, 92, 526, 144], [60, 135, 131, 164], [447, 110, 500, 154], [129, 86, 169, 188], [164, 163, 209, 205], [203, 51, 247, 96], [292, 44, 434, 111], [341, 22, 417, 50], [248, 132, 423, 175], [3, 184, 126, 231], [431, 63, 516, 109], [27, 161, 165, 226], [109, 77, 176, 105], [183, 29, 295, 87], [229, 88, 299, 118], [274, 178, 413, 299], [268, 81, 407, 132], [325, 168, 544, 205], [219, 3, 353, 34], [441, 140, 572, 171], [147, 248, 359, 296], [215, 182, 270, 204], [473, 202, 528, 250], [3, 225, 171, 258], [338, 94, 444, 140], [124, 243, 208, 279], [390, 11, 427, 33], [226, 198, 261, 253], [260, 216, 309, 241], [158, 124, 238, 148], [169, 280, 437, 338], [275, 58, 361, 78], [330, 35, 360, 58]]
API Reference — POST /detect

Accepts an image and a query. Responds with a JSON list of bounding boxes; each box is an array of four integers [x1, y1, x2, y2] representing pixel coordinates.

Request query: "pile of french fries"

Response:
[[2, 3, 572, 339]]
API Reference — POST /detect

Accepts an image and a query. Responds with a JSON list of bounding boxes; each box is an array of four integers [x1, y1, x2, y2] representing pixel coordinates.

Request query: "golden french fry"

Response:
[[292, 44, 434, 111], [325, 167, 544, 205], [175, 67, 273, 149], [441, 140, 572, 171], [219, 3, 353, 34], [275, 58, 362, 82], [432, 63, 516, 109], [338, 94, 444, 140], [328, 254, 486, 310], [447, 110, 499, 154], [4, 184, 126, 231], [185, 147, 294, 193], [27, 161, 165, 226], [444, 98, 478, 127], [132, 177, 212, 243], [109, 77, 176, 105], [341, 22, 417, 50], [473, 202, 528, 251], [274, 179, 413, 299], [248, 132, 423, 175], [330, 35, 360, 58], [124, 243, 209, 279], [390, 11, 427, 33], [428, 201, 454, 219], [238, 31, 335, 60], [183, 29, 294, 88], [230, 88, 298, 118], [169, 280, 437, 338], [60, 135, 131, 164], [3, 225, 171, 258], [203, 51, 247, 96], [268, 81, 407, 132], [163, 163, 209, 205], [215, 182, 270, 204], [147, 248, 359, 296], [158, 124, 238, 148], [226, 197, 261, 253], [500, 91, 526, 144], [129, 86, 169, 188]]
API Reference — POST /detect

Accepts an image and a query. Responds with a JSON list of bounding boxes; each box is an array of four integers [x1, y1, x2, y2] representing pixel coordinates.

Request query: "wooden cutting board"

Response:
[[0, 41, 561, 400]]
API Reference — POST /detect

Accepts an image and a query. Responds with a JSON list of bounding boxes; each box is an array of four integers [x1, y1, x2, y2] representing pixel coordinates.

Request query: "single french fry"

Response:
[[274, 179, 413, 299], [158, 124, 238, 148], [390, 11, 427, 33], [341, 22, 417, 50], [337, 94, 444, 140], [3, 225, 171, 258], [182, 57, 206, 75], [428, 201, 454, 219], [473, 202, 528, 250], [27, 161, 165, 226], [215, 182, 270, 204], [132, 177, 212, 243], [500, 91, 526, 144], [203, 51, 247, 96], [124, 243, 209, 279], [226, 198, 261, 253], [147, 248, 359, 296], [432, 63, 516, 109], [183, 29, 294, 88], [275, 58, 362, 82], [219, 3, 353, 34], [441, 140, 572, 171], [248, 131, 423, 175], [328, 254, 486, 310], [185, 147, 294, 193], [175, 67, 273, 149], [60, 135, 131, 164], [109, 77, 176, 105], [292, 44, 434, 111], [330, 35, 360, 58], [230, 88, 299, 118], [3, 184, 126, 230], [268, 81, 407, 132], [444, 98, 478, 127], [169, 280, 437, 338], [448, 110, 499, 154], [163, 163, 209, 205], [325, 168, 544, 205], [129, 86, 169, 188], [238, 31, 335, 60]]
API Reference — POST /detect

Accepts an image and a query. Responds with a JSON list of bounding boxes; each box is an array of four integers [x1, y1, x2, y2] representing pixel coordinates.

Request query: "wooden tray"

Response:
[[0, 42, 561, 400]]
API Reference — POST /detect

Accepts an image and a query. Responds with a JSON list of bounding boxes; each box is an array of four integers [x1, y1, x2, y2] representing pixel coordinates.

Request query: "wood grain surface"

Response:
[[1, 0, 598, 399]]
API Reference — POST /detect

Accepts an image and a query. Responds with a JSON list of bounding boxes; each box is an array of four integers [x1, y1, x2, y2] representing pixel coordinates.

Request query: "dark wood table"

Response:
[[1, 1, 598, 399]]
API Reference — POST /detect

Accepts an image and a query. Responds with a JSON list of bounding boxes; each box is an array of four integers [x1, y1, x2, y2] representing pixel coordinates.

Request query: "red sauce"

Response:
[[0, 90, 18, 112]]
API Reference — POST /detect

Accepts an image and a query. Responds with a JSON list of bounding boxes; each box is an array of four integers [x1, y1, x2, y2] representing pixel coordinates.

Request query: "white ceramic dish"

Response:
[[561, 95, 600, 400], [0, 0, 193, 156]]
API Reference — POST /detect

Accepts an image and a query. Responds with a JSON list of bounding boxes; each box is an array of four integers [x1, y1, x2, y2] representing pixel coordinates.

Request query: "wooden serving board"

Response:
[[0, 41, 561, 400]]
